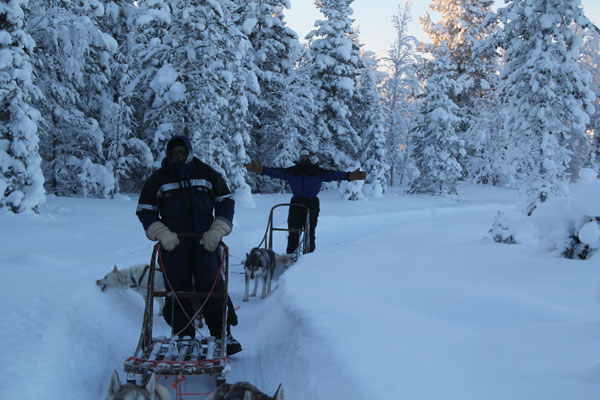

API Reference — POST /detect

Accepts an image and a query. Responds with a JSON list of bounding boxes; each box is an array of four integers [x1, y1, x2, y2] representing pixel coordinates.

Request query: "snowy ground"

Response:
[[1, 184, 600, 400]]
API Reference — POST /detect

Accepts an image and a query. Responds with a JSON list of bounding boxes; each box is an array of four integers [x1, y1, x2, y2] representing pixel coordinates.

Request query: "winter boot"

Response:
[[224, 333, 242, 355], [214, 331, 242, 355]]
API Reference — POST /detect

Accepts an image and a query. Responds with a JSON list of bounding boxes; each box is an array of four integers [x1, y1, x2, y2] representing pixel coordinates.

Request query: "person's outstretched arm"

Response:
[[245, 160, 263, 175], [348, 168, 367, 181], [319, 167, 366, 182], [246, 160, 294, 182]]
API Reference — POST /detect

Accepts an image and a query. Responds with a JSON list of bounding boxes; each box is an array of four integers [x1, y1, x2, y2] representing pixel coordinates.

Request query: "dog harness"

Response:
[[129, 265, 162, 289]]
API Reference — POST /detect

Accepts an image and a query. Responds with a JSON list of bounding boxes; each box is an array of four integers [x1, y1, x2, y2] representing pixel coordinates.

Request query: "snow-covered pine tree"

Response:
[[308, 0, 363, 200], [97, 0, 152, 194], [466, 90, 508, 186], [217, 0, 253, 200], [495, 0, 595, 215], [227, 0, 259, 190], [466, 27, 507, 186], [228, 0, 259, 121], [258, 41, 318, 194], [233, 0, 301, 193], [420, 0, 498, 179], [409, 46, 464, 196], [357, 51, 389, 196], [578, 23, 600, 169], [380, 1, 420, 187], [65, 0, 117, 197], [0, 0, 44, 213], [128, 0, 171, 159], [28, 0, 115, 197], [135, 0, 251, 197], [290, 44, 320, 155]]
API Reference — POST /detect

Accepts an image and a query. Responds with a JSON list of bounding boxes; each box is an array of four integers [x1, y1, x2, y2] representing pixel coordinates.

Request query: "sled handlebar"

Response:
[[177, 232, 203, 238], [172, 232, 228, 251]]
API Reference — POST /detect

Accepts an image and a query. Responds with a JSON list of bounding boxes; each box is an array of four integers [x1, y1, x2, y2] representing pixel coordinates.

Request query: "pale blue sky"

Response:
[[283, 0, 600, 57]]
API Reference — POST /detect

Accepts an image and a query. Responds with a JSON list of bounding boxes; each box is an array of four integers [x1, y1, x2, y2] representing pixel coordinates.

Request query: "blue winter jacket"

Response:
[[263, 163, 349, 198], [136, 136, 234, 235]]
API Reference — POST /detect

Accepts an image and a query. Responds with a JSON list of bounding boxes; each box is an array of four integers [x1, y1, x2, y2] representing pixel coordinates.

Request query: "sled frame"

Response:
[[124, 239, 230, 385], [263, 203, 310, 257]]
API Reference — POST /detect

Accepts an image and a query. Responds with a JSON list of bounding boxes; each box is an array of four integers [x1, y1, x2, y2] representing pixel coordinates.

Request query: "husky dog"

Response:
[[106, 370, 171, 400], [97, 264, 165, 316], [243, 248, 294, 302], [208, 381, 284, 400]]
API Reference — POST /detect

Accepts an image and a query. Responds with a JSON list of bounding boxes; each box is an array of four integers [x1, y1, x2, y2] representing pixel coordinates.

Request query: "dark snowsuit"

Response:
[[136, 136, 236, 338], [262, 163, 349, 253]]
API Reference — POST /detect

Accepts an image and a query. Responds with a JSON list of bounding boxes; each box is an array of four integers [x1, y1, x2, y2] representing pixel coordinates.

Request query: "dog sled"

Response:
[[122, 235, 231, 391], [261, 203, 310, 257]]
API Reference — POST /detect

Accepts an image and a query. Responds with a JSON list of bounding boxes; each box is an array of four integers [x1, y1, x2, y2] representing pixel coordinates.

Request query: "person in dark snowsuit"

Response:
[[136, 135, 242, 355], [245, 148, 366, 254]]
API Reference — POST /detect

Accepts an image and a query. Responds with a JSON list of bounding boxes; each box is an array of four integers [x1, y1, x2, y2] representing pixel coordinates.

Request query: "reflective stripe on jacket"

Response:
[[136, 157, 234, 234]]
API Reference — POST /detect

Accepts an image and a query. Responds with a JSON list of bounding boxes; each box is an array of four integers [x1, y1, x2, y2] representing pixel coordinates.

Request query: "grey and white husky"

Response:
[[106, 370, 171, 400], [243, 248, 294, 302], [208, 381, 284, 400], [96, 264, 165, 316]]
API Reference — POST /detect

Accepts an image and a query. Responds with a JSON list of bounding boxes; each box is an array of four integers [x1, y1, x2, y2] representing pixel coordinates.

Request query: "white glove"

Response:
[[200, 219, 232, 252], [146, 221, 180, 251]]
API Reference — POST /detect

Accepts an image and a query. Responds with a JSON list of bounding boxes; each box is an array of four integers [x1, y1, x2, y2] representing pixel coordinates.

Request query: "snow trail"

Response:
[[1, 185, 599, 400]]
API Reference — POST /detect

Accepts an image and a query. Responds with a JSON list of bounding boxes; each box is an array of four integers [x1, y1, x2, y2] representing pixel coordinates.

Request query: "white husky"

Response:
[[96, 264, 165, 316], [106, 370, 171, 400]]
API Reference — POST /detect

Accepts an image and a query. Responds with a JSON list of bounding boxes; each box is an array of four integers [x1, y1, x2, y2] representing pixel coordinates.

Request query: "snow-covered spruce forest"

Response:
[[2, 0, 600, 220]]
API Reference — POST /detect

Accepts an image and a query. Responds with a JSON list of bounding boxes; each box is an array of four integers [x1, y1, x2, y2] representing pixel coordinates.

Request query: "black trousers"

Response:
[[160, 238, 237, 338], [287, 197, 319, 254], [163, 295, 237, 338]]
